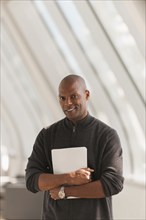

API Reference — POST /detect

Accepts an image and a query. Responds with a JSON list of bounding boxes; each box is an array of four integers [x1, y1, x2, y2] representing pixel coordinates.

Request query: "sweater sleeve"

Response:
[[25, 128, 48, 193], [100, 130, 124, 197]]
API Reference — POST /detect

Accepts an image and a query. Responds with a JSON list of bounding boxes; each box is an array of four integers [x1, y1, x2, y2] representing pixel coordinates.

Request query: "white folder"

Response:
[[52, 147, 87, 174]]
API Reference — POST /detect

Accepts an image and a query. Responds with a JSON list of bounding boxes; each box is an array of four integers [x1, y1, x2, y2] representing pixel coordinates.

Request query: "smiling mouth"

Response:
[[65, 107, 76, 112]]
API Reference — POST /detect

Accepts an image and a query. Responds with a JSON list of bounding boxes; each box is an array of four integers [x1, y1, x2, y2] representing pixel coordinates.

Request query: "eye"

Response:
[[59, 96, 65, 101], [71, 94, 79, 99]]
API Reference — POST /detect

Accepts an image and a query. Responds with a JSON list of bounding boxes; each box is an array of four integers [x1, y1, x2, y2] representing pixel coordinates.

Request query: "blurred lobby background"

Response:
[[0, 0, 145, 219]]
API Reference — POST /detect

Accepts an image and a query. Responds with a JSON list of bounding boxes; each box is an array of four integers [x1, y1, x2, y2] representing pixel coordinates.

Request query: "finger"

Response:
[[77, 168, 94, 173], [86, 168, 94, 172], [76, 170, 92, 176]]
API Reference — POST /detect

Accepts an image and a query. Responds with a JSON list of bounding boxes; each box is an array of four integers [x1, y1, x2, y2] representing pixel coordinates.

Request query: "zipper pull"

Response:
[[73, 126, 76, 132]]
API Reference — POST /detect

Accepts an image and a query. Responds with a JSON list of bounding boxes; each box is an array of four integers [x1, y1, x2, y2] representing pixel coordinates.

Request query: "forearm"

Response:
[[38, 168, 92, 191], [38, 173, 69, 191], [65, 180, 105, 199]]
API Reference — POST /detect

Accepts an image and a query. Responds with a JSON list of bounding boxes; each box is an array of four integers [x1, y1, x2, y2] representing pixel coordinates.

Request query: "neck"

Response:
[[69, 113, 89, 125]]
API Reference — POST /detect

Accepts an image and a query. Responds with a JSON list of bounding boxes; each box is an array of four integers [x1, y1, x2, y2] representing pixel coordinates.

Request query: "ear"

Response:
[[85, 90, 90, 100]]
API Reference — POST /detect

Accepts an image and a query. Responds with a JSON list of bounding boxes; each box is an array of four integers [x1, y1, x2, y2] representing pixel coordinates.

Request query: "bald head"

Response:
[[58, 74, 90, 123], [59, 74, 87, 91]]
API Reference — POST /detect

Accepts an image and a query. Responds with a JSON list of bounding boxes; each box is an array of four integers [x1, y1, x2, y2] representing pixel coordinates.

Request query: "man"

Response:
[[25, 74, 124, 220]]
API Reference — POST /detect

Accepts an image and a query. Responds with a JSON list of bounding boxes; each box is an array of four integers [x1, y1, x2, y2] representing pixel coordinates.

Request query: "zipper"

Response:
[[70, 125, 76, 146], [73, 126, 76, 133]]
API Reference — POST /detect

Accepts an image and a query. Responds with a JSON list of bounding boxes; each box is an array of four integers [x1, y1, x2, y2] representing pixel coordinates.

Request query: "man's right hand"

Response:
[[68, 168, 94, 185]]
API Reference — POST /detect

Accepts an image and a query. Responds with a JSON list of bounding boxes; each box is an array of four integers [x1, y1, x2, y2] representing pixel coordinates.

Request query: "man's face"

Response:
[[58, 81, 89, 123]]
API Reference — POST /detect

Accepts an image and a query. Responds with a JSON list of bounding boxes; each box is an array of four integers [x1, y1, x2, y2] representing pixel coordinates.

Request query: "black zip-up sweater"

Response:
[[25, 114, 124, 220]]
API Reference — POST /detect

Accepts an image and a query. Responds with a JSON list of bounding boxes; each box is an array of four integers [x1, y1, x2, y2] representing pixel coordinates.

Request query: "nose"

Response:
[[64, 97, 72, 106]]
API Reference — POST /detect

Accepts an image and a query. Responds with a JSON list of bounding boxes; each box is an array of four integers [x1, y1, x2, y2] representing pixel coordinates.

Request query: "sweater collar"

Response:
[[64, 113, 94, 129]]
